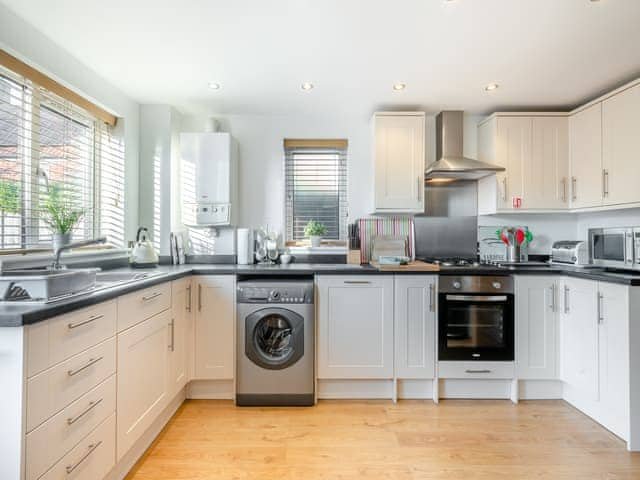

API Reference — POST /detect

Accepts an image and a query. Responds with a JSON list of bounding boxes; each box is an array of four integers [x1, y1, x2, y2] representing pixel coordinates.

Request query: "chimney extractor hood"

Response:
[[425, 111, 504, 180]]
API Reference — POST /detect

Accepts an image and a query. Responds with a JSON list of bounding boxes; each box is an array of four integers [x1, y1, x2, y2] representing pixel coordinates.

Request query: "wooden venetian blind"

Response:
[[284, 139, 348, 241]]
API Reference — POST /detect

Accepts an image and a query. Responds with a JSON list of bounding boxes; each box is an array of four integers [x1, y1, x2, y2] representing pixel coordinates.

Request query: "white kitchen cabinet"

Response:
[[394, 275, 436, 379], [515, 276, 559, 380], [168, 278, 191, 399], [477, 114, 568, 213], [193, 275, 235, 379], [569, 103, 603, 209], [559, 277, 599, 400], [317, 275, 394, 379], [373, 112, 425, 213], [597, 282, 630, 439], [116, 309, 170, 460], [602, 82, 640, 206]]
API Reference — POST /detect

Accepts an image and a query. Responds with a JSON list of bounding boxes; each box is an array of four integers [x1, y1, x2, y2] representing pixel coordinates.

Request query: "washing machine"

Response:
[[236, 278, 314, 406]]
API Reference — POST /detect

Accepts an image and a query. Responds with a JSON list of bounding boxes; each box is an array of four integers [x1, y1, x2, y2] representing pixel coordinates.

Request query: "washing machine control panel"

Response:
[[237, 281, 314, 304]]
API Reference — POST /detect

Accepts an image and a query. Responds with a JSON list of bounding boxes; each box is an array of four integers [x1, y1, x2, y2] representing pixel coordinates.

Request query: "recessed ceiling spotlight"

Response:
[[301, 82, 314, 91], [484, 83, 499, 92], [393, 83, 406, 91], [208, 82, 221, 90]]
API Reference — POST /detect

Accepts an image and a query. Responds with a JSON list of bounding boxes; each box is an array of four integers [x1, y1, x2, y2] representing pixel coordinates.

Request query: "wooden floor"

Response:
[[126, 399, 640, 480]]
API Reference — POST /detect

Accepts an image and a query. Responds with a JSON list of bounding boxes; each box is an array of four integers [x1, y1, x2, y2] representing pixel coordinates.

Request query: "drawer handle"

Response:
[[465, 369, 492, 374], [65, 440, 102, 474], [343, 280, 371, 285], [67, 356, 103, 377], [67, 398, 103, 425], [68, 314, 104, 330], [142, 292, 162, 302]]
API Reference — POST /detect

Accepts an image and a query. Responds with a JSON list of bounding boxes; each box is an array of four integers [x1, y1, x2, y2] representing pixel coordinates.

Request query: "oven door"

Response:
[[438, 294, 514, 361], [590, 228, 633, 269]]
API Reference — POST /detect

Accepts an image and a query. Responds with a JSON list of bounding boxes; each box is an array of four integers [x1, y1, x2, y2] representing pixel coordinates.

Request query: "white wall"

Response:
[[0, 4, 140, 243]]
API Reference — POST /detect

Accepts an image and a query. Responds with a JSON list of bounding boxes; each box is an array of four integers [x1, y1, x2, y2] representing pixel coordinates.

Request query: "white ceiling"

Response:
[[2, 0, 640, 116]]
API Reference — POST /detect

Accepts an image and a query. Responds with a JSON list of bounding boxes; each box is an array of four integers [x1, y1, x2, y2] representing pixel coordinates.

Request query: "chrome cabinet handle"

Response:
[[142, 292, 162, 302], [65, 441, 102, 474], [428, 283, 435, 312], [550, 284, 556, 312], [169, 319, 175, 351], [571, 177, 577, 201], [465, 369, 492, 374], [198, 284, 202, 311], [502, 177, 508, 201], [564, 286, 570, 314], [186, 285, 192, 312], [343, 280, 372, 285], [68, 314, 104, 330], [602, 169, 609, 197], [561, 177, 567, 202], [597, 292, 604, 324], [417, 176, 422, 202], [67, 398, 103, 425], [67, 356, 103, 377]]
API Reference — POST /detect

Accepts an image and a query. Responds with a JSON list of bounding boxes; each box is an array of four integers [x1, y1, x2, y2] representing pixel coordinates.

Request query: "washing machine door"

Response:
[[245, 307, 304, 370]]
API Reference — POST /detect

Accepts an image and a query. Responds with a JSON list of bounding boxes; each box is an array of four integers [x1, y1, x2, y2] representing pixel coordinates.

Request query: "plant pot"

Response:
[[53, 232, 72, 252], [309, 236, 322, 247]]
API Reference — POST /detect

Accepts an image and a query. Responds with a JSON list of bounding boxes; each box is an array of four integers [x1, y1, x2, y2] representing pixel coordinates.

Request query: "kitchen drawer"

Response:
[[38, 413, 116, 480], [438, 361, 515, 379], [27, 301, 117, 378], [27, 337, 116, 432], [117, 282, 171, 332], [26, 375, 116, 480]]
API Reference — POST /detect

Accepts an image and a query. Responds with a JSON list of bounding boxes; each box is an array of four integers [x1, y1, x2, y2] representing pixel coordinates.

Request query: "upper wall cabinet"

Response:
[[373, 112, 425, 213], [602, 83, 640, 206], [569, 103, 603, 209], [477, 114, 568, 214]]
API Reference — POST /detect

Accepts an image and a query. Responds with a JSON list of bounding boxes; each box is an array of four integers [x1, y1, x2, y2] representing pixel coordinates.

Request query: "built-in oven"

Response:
[[438, 276, 514, 361], [589, 227, 639, 270]]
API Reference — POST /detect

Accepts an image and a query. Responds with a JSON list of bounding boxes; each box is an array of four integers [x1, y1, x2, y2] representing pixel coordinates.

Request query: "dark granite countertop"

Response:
[[1, 262, 639, 326]]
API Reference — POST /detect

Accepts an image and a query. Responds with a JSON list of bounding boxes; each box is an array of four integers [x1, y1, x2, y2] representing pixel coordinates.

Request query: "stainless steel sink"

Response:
[[0, 268, 98, 301]]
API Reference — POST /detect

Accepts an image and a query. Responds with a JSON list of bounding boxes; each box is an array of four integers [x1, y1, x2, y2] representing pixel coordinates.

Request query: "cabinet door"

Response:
[[598, 282, 629, 439], [317, 275, 394, 379], [496, 116, 530, 210], [559, 278, 598, 400], [569, 103, 603, 208], [602, 83, 640, 206], [394, 276, 436, 379], [374, 113, 425, 212], [168, 279, 190, 398], [194, 276, 235, 379], [117, 310, 170, 460], [526, 117, 569, 209], [515, 276, 558, 379]]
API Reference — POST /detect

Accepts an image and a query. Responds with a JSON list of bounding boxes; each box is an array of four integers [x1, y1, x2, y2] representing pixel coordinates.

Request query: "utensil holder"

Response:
[[506, 245, 520, 262]]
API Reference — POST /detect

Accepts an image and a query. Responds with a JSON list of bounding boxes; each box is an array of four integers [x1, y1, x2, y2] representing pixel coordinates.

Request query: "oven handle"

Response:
[[445, 295, 508, 302]]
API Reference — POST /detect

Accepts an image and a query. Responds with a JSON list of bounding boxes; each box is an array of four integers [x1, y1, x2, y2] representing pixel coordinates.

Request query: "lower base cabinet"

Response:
[[116, 310, 171, 460], [317, 275, 394, 379], [394, 275, 436, 379]]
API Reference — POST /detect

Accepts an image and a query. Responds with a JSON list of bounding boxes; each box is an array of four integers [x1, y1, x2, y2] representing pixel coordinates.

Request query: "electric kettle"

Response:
[[130, 227, 159, 268]]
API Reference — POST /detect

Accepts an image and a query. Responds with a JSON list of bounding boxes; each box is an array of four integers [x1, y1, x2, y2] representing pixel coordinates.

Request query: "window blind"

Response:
[[284, 140, 348, 241], [0, 65, 125, 252]]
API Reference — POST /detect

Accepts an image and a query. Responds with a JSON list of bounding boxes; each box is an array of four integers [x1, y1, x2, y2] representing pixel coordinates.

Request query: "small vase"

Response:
[[310, 236, 322, 247], [53, 232, 72, 252]]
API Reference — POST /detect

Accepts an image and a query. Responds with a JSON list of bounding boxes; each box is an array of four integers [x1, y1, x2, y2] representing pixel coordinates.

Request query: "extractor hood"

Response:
[[425, 111, 505, 180]]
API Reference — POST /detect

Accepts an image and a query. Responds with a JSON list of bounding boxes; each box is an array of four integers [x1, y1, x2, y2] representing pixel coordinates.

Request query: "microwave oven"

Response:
[[588, 227, 640, 270]]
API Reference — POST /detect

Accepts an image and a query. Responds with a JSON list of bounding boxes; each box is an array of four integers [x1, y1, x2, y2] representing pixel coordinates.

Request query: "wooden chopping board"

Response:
[[370, 260, 440, 272]]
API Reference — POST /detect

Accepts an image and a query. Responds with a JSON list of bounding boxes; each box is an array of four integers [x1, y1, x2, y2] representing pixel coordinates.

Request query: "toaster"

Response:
[[550, 240, 589, 266]]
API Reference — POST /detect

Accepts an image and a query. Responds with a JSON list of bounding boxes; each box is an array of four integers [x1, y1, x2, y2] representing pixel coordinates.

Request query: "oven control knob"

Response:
[[270, 290, 280, 301], [492, 281, 502, 290], [452, 281, 462, 289]]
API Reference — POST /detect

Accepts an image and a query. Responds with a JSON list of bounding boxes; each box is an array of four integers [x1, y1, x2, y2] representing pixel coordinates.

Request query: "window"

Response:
[[284, 139, 348, 242], [0, 65, 125, 252]]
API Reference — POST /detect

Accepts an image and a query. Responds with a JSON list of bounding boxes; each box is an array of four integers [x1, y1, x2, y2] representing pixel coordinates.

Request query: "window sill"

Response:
[[0, 248, 129, 271], [286, 245, 348, 255]]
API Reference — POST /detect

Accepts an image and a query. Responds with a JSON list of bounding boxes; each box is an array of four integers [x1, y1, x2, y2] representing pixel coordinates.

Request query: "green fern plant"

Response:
[[303, 220, 327, 237], [41, 184, 84, 235]]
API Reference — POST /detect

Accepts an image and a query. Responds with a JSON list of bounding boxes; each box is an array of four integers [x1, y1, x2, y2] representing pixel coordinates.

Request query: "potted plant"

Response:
[[304, 220, 327, 247], [41, 185, 84, 251]]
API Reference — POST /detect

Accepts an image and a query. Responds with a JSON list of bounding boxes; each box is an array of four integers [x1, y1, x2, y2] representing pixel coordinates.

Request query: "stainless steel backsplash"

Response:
[[414, 180, 478, 259]]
